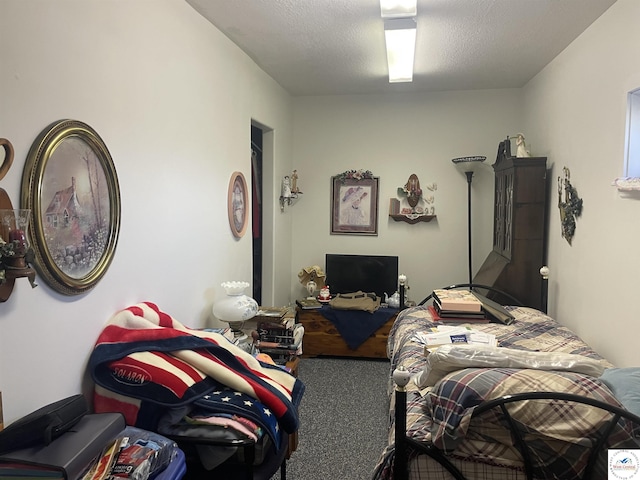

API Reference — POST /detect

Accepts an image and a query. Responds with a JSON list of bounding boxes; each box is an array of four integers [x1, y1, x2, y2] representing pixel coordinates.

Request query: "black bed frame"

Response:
[[393, 385, 640, 480], [392, 281, 640, 480]]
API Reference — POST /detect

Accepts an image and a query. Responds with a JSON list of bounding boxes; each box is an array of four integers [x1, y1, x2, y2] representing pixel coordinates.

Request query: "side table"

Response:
[[284, 356, 300, 459]]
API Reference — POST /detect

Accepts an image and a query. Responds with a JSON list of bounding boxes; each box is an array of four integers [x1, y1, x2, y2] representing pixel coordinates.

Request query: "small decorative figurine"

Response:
[[282, 176, 292, 198], [318, 285, 331, 302], [515, 133, 531, 157], [291, 170, 300, 194], [394, 174, 435, 218]]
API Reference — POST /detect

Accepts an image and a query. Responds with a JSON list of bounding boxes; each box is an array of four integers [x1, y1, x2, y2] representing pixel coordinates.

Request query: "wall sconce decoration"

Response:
[[0, 138, 37, 302], [558, 166, 583, 245], [280, 169, 302, 211], [389, 173, 437, 224]]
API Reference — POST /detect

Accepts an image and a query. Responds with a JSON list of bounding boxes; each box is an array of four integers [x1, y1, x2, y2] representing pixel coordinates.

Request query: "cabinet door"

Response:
[[493, 170, 514, 259], [493, 173, 505, 252], [503, 170, 514, 259], [481, 157, 547, 310]]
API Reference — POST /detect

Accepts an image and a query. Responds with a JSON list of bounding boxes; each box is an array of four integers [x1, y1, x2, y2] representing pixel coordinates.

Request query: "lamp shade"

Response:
[[298, 265, 326, 290], [212, 281, 258, 323], [452, 156, 486, 174]]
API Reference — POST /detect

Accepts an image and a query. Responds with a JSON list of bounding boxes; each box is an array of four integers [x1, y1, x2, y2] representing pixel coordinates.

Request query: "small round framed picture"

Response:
[[227, 171, 248, 238]]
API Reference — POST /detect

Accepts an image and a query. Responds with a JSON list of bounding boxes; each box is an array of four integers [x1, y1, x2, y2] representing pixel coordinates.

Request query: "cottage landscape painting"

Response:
[[41, 136, 111, 279]]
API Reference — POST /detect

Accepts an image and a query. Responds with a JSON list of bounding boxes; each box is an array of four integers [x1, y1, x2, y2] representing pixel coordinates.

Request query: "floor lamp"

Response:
[[452, 156, 486, 287]]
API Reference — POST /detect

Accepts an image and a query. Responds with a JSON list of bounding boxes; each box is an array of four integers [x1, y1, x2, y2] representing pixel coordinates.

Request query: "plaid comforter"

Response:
[[373, 306, 637, 480]]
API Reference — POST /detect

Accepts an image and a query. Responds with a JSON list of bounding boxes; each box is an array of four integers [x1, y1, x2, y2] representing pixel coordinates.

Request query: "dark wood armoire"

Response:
[[473, 155, 548, 310]]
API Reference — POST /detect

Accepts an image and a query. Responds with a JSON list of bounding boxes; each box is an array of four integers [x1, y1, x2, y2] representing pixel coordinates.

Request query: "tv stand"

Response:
[[296, 307, 396, 359]]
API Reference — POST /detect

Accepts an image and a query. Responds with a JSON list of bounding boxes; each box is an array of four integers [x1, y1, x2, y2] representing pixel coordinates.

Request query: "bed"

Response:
[[372, 287, 640, 480]]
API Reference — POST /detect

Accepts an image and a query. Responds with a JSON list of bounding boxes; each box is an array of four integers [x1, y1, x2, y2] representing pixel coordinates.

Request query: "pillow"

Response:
[[599, 367, 640, 418], [414, 344, 607, 388]]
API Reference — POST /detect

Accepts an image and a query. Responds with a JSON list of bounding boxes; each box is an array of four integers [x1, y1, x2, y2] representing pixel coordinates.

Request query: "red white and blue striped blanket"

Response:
[[89, 302, 304, 434]]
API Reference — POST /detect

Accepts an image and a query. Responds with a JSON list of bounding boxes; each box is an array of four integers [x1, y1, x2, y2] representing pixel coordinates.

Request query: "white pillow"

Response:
[[414, 344, 607, 388]]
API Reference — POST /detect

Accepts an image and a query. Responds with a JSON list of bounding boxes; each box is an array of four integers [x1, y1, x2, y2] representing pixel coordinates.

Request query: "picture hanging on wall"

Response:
[[21, 119, 121, 295], [227, 171, 248, 238], [330, 170, 379, 235]]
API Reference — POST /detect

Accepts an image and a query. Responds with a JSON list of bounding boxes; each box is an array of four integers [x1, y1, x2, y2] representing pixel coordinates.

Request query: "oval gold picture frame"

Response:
[[21, 119, 121, 295], [227, 171, 248, 238]]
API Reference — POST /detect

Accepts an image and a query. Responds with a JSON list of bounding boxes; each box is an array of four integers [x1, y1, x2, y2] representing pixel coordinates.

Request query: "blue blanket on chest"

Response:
[[319, 306, 397, 349]]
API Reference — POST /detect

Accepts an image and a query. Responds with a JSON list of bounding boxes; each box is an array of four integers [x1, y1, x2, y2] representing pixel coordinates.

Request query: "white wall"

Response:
[[522, 0, 639, 367], [1, 0, 637, 427], [0, 0, 294, 424], [289, 1, 640, 368], [290, 90, 523, 303]]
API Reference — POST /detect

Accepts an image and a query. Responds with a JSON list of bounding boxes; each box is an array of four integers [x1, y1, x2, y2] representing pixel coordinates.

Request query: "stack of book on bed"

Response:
[[429, 289, 489, 323]]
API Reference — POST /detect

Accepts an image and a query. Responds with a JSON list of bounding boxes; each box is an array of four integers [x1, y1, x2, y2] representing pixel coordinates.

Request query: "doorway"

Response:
[[251, 125, 263, 305]]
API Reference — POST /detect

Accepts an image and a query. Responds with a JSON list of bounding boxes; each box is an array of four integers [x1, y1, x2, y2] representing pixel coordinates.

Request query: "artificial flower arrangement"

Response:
[[335, 169, 374, 183], [0, 237, 13, 284], [0, 236, 37, 287]]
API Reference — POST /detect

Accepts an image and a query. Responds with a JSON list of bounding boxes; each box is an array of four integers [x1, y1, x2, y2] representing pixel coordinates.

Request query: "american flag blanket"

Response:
[[89, 302, 304, 434]]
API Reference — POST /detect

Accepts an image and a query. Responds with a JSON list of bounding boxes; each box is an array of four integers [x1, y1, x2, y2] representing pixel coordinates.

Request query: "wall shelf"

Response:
[[388, 174, 437, 225], [389, 214, 436, 224]]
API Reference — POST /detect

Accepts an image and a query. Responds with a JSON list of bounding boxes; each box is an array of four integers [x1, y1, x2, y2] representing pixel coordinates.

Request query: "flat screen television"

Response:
[[325, 254, 399, 299]]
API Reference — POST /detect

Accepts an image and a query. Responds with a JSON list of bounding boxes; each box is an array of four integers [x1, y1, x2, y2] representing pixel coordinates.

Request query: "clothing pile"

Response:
[[328, 291, 380, 313]]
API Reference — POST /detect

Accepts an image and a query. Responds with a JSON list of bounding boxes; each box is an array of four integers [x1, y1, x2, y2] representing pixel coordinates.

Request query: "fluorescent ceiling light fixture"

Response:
[[380, 0, 417, 18], [384, 17, 416, 83]]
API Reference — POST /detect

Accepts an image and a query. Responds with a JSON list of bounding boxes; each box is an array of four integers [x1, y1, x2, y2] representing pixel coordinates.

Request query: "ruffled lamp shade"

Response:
[[298, 265, 326, 298], [212, 281, 258, 350]]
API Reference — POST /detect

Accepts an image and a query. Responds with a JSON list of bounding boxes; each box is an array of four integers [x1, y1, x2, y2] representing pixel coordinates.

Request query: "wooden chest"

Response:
[[296, 307, 396, 359]]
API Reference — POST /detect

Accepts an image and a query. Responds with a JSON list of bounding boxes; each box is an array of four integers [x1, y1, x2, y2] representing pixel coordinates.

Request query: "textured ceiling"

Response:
[[186, 0, 617, 97]]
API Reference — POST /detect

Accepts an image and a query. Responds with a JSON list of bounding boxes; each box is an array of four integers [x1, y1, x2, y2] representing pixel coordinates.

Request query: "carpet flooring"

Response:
[[273, 357, 391, 480]]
